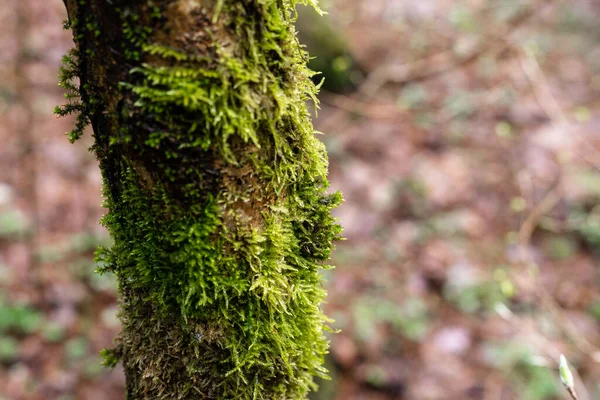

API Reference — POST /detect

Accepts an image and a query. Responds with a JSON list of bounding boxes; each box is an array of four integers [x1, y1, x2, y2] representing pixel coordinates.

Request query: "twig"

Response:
[[567, 387, 580, 400], [516, 44, 600, 373], [519, 49, 600, 172], [359, 3, 541, 96], [517, 185, 562, 249], [320, 92, 404, 120], [514, 183, 594, 400], [518, 182, 600, 351]]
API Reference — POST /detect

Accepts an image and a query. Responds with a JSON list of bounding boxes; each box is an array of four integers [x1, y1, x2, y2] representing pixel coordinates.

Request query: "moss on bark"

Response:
[[57, 0, 342, 398]]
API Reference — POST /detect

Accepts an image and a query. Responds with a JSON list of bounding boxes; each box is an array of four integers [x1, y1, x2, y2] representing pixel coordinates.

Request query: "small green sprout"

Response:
[[559, 354, 578, 400]]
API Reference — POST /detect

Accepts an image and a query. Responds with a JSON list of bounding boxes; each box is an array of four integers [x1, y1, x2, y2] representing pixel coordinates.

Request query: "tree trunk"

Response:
[[56, 1, 342, 398]]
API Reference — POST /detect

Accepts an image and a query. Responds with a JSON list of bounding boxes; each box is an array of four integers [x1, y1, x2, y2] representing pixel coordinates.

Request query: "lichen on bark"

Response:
[[56, 0, 341, 399]]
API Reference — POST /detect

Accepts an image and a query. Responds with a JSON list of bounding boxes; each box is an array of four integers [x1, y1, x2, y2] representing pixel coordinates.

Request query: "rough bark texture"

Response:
[[56, 0, 342, 399]]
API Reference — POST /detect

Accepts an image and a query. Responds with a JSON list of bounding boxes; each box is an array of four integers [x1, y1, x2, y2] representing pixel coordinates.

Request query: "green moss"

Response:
[[54, 49, 90, 143], [60, 0, 341, 398]]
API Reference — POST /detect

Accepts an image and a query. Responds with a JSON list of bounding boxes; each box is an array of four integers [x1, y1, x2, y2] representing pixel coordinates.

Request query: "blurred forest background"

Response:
[[1, 0, 600, 399]]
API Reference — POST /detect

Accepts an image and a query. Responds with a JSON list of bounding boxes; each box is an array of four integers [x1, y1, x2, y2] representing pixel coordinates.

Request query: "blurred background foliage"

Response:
[[1, 0, 600, 399]]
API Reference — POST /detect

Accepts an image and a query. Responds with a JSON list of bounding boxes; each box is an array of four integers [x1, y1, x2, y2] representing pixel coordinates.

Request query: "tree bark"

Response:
[[57, 1, 341, 398]]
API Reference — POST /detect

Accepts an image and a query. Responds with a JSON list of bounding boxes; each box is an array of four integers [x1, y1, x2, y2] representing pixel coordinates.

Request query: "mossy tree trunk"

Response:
[[56, 0, 341, 398]]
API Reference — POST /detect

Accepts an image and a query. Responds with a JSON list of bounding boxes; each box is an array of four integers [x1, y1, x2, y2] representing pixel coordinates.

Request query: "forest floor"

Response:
[[1, 0, 600, 399]]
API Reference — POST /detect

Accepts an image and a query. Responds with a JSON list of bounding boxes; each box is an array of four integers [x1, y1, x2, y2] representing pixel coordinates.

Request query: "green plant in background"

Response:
[[570, 206, 600, 249], [0, 300, 41, 335], [65, 336, 88, 362], [398, 83, 428, 110], [0, 336, 19, 363], [444, 265, 512, 314], [485, 343, 559, 400], [448, 4, 479, 33], [0, 294, 43, 363], [561, 168, 600, 253], [296, 4, 364, 93], [353, 296, 431, 343], [0, 209, 30, 239], [41, 321, 66, 343], [57, 0, 341, 398], [541, 235, 578, 261]]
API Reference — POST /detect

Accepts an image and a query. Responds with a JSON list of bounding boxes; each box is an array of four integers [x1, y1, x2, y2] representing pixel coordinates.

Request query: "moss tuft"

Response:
[[54, 49, 91, 143]]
